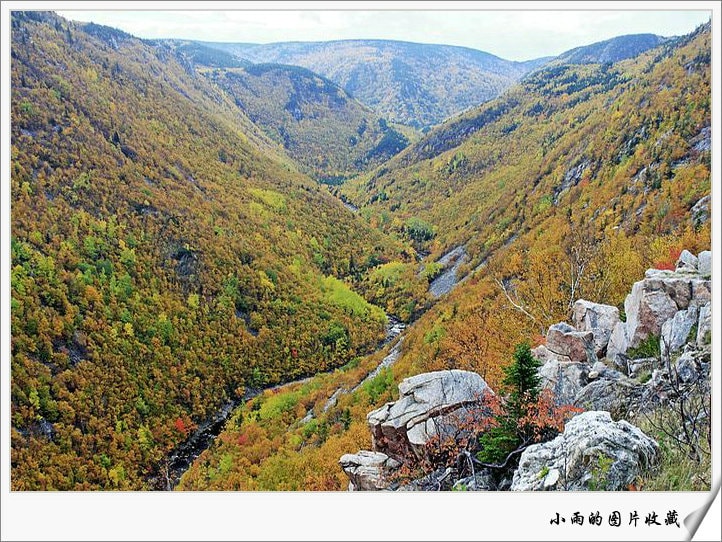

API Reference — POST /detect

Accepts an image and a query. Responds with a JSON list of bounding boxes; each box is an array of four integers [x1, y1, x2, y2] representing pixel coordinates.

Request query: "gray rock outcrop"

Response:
[[511, 411, 659, 491], [539, 358, 589, 406], [607, 261, 711, 370], [339, 450, 401, 491], [573, 300, 620, 356], [546, 322, 597, 364], [367, 370, 492, 461], [697, 250, 711, 277]]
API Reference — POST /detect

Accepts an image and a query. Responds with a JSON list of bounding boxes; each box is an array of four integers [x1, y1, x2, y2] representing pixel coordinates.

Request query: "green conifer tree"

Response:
[[477, 342, 542, 465]]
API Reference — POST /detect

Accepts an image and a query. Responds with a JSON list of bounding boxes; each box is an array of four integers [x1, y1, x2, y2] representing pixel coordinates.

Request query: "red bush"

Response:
[[174, 417, 187, 435], [653, 247, 682, 271]]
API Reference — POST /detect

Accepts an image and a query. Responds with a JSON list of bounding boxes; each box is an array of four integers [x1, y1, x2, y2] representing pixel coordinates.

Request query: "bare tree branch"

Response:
[[494, 277, 538, 327]]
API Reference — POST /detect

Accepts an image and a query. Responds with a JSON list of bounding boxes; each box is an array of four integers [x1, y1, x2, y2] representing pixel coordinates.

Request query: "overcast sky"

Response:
[[56, 5, 711, 61]]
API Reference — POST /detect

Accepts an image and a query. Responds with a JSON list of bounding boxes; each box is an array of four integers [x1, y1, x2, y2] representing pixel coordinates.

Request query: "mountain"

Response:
[[554, 33, 668, 65], [339, 25, 710, 263], [203, 63, 409, 181], [159, 39, 250, 68], [200, 39, 542, 129], [10, 11, 414, 490], [178, 23, 711, 491]]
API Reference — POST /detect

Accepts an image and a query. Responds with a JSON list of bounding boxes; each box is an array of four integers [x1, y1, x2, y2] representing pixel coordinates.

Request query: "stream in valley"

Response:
[[152, 246, 467, 490], [151, 314, 408, 490]]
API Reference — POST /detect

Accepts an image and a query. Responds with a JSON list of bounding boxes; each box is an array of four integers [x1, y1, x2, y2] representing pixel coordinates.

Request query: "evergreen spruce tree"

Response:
[[477, 342, 542, 465]]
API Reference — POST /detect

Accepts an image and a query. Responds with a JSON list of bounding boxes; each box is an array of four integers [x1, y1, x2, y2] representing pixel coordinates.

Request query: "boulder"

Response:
[[339, 451, 401, 491], [367, 370, 492, 461], [696, 302, 711, 348], [572, 300, 620, 355], [546, 322, 597, 363], [675, 350, 700, 383], [539, 358, 589, 406], [532, 344, 570, 365], [675, 249, 698, 273], [697, 251, 711, 278], [511, 411, 659, 491], [574, 372, 643, 419], [660, 307, 697, 359], [606, 321, 630, 372], [624, 275, 680, 347]]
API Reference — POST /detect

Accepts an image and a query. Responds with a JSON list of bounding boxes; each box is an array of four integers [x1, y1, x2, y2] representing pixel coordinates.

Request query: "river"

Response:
[[151, 313, 406, 490], [153, 246, 469, 489]]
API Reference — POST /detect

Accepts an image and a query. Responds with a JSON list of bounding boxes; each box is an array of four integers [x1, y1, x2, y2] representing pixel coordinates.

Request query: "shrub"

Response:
[[652, 247, 682, 271], [627, 334, 660, 360]]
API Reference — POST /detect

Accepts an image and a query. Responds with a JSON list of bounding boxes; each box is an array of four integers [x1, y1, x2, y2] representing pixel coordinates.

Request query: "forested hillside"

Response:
[[9, 12, 412, 490], [553, 33, 667, 65], [179, 23, 711, 491], [202, 63, 409, 181], [341, 25, 710, 270], [201, 39, 544, 128]]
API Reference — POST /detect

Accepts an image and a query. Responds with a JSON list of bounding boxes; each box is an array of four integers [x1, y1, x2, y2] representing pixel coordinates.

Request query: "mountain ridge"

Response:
[[200, 38, 539, 128], [553, 33, 669, 65]]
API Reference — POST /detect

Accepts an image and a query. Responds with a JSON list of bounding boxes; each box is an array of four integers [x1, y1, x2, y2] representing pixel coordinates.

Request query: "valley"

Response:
[[8, 11, 712, 494]]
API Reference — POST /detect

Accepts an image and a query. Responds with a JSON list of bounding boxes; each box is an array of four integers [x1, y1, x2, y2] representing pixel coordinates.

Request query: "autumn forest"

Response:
[[8, 11, 712, 493]]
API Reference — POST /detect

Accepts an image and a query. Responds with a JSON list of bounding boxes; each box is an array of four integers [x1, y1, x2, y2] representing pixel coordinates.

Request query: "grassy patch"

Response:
[[627, 334, 660, 360], [370, 261, 408, 284], [634, 389, 711, 491], [637, 431, 711, 491]]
